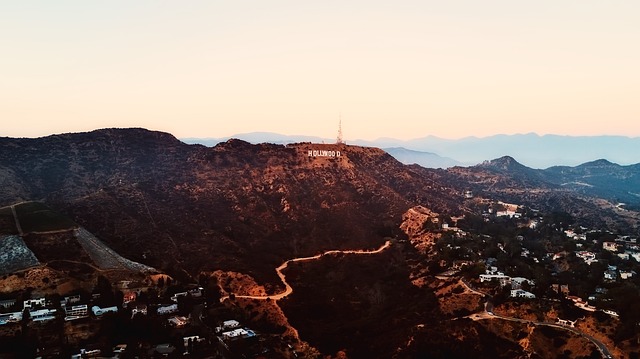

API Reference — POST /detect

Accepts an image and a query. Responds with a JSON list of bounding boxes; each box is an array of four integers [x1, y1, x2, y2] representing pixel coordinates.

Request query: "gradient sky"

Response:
[[2, 1, 639, 140]]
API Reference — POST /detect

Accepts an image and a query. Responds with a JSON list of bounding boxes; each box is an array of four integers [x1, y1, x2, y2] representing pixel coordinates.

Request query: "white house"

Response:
[[479, 274, 511, 286], [620, 271, 634, 280], [23, 298, 46, 309], [604, 271, 617, 281], [0, 312, 22, 326], [92, 306, 118, 317], [30, 309, 57, 322], [0, 299, 16, 309], [510, 289, 536, 299], [64, 305, 88, 321], [170, 292, 188, 302], [222, 320, 240, 330], [131, 304, 148, 318], [576, 251, 598, 265], [511, 277, 535, 289], [157, 304, 178, 315]]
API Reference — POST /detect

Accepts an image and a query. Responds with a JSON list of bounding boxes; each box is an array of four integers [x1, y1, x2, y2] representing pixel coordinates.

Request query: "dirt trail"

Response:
[[221, 240, 392, 302]]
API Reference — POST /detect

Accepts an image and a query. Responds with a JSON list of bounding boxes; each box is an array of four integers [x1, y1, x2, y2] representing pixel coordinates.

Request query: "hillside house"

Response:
[[168, 316, 188, 328], [576, 251, 598, 265], [480, 266, 511, 286], [618, 253, 630, 260], [131, 304, 148, 318], [23, 298, 46, 309], [511, 277, 535, 289], [157, 304, 178, 315], [510, 289, 536, 299], [603, 242, 622, 252], [30, 309, 57, 322], [0, 299, 16, 309], [63, 295, 81, 305], [222, 328, 257, 341], [92, 306, 118, 317], [64, 305, 88, 321], [222, 320, 241, 331], [620, 271, 635, 280], [604, 270, 617, 281], [170, 292, 188, 302], [0, 312, 22, 326]]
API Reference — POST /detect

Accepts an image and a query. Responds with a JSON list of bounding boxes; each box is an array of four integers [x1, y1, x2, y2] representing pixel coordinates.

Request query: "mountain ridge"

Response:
[[183, 132, 640, 168]]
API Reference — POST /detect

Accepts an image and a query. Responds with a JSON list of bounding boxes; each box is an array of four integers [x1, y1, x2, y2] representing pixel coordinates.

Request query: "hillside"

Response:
[[0, 129, 465, 284], [0, 201, 156, 297], [2, 128, 639, 357]]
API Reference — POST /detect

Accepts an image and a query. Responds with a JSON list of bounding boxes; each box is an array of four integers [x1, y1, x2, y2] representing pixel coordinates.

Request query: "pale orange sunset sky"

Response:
[[2, 1, 639, 140]]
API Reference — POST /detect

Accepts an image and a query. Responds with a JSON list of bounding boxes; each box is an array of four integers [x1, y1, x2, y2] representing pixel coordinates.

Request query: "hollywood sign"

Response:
[[308, 150, 341, 157]]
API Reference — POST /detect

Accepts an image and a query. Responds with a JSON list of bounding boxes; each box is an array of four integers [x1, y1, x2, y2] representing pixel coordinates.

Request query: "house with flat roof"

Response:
[[30, 308, 57, 322], [64, 305, 88, 321]]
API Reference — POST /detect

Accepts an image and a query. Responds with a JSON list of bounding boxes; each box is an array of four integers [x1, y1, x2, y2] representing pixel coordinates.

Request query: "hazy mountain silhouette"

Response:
[[185, 132, 640, 169]]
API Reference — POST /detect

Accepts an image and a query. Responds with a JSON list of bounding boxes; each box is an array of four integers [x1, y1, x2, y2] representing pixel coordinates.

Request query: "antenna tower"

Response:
[[336, 115, 344, 144]]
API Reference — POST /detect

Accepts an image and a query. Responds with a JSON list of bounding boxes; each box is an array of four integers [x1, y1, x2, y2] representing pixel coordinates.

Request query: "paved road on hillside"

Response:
[[461, 281, 613, 358], [220, 240, 392, 302]]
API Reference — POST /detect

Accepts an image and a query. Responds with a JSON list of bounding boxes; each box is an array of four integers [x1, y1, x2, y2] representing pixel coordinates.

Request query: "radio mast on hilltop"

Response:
[[336, 114, 344, 144]]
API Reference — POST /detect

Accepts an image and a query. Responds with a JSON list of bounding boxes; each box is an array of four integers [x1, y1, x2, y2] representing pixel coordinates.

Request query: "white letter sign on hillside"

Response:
[[308, 150, 341, 157]]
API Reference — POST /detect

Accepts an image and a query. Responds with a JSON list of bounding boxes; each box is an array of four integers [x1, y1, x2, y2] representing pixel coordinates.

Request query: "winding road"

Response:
[[461, 280, 613, 358], [220, 240, 392, 302]]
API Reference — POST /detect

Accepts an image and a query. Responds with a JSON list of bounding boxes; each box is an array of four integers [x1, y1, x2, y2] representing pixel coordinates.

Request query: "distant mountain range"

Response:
[[183, 132, 640, 169]]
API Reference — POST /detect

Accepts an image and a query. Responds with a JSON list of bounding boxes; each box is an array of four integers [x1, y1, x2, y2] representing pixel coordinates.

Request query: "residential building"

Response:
[[511, 277, 534, 289], [222, 328, 257, 341], [168, 316, 188, 328], [64, 305, 88, 321], [157, 304, 178, 315], [510, 289, 536, 299], [604, 271, 617, 281], [603, 242, 621, 252], [0, 312, 22, 326], [30, 308, 57, 322], [0, 299, 16, 309], [170, 292, 188, 302], [92, 306, 118, 317], [23, 298, 46, 309], [620, 271, 634, 280]]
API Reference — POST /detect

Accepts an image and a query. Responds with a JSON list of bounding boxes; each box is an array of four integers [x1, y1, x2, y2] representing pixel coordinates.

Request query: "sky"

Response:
[[2, 1, 639, 140]]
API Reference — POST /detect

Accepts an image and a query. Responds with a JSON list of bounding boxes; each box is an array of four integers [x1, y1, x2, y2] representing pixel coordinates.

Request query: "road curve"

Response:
[[461, 280, 613, 359], [220, 240, 392, 302], [486, 314, 613, 358]]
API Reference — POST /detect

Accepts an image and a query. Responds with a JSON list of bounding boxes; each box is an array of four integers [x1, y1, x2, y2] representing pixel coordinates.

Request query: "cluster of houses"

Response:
[[0, 286, 205, 328], [478, 266, 536, 299], [0, 295, 91, 326], [564, 231, 639, 281]]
